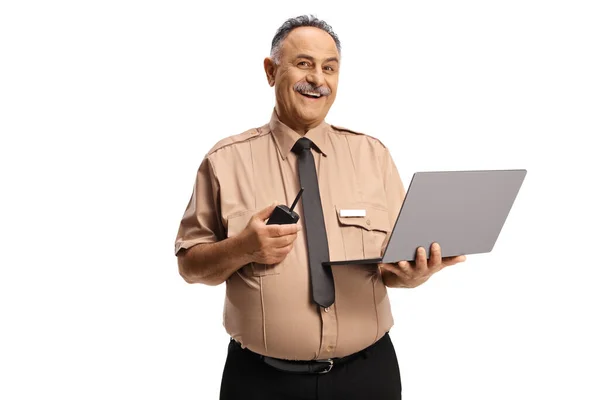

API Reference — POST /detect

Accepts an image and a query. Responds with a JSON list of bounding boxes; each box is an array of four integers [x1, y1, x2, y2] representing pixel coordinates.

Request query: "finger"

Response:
[[273, 242, 295, 259], [270, 233, 298, 248], [266, 223, 302, 237], [380, 262, 404, 277], [279, 242, 295, 254], [254, 203, 279, 221], [441, 255, 467, 266], [396, 260, 414, 275], [428, 242, 442, 269], [414, 247, 428, 273]]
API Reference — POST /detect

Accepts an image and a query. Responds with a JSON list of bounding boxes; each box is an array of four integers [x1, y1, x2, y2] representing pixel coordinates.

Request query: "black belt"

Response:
[[231, 333, 387, 375]]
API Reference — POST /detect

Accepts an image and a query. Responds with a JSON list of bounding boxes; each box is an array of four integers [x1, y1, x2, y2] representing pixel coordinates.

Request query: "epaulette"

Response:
[[330, 124, 365, 136], [330, 124, 387, 148], [206, 127, 263, 155]]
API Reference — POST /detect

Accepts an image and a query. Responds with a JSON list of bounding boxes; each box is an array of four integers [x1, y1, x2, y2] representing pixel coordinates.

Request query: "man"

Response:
[[175, 15, 466, 400]]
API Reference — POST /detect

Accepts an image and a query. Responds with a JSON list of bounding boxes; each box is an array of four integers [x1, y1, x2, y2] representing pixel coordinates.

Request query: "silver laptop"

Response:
[[324, 169, 527, 265]]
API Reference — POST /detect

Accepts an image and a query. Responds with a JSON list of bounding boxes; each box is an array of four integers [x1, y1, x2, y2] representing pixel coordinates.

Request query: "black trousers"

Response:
[[220, 333, 402, 400]]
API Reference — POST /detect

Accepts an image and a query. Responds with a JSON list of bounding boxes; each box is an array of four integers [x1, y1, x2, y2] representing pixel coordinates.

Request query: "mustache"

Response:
[[294, 81, 331, 96]]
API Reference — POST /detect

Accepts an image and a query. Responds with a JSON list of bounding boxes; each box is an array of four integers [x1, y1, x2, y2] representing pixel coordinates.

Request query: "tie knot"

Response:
[[292, 137, 313, 154]]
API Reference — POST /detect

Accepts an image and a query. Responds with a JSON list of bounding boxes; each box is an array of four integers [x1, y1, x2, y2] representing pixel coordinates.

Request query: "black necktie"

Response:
[[292, 137, 335, 308]]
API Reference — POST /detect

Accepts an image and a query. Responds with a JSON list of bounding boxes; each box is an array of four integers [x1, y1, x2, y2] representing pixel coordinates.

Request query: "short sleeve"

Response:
[[174, 156, 224, 256]]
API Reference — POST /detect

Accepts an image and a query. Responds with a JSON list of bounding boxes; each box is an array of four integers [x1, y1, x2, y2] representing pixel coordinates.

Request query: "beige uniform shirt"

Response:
[[175, 111, 406, 360]]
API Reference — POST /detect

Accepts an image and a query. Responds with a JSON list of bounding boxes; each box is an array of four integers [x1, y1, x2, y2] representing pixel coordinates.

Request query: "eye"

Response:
[[297, 61, 311, 68], [324, 65, 336, 72]]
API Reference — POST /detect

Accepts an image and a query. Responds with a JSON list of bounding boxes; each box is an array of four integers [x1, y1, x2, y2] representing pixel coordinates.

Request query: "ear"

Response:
[[263, 57, 277, 87]]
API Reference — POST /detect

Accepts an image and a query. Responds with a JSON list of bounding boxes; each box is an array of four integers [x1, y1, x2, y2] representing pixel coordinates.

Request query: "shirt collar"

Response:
[[269, 109, 331, 160]]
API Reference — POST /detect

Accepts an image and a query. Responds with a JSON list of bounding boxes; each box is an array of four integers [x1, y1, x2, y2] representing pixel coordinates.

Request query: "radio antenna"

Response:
[[289, 187, 304, 212]]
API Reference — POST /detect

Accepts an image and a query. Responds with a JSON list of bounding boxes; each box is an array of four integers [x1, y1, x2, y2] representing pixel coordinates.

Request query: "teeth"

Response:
[[302, 91, 321, 98]]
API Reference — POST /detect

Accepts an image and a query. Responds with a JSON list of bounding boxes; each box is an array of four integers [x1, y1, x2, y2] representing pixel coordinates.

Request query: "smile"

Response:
[[297, 91, 323, 99]]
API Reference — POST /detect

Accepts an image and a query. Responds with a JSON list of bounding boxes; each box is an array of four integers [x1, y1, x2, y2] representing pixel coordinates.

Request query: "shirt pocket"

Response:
[[335, 203, 390, 260], [226, 210, 282, 277]]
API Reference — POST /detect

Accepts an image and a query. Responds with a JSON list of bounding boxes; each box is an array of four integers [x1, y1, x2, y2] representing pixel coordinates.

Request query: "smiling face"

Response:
[[264, 26, 340, 134]]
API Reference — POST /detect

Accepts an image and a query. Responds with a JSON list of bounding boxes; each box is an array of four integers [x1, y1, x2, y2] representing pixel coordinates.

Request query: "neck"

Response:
[[275, 107, 322, 135]]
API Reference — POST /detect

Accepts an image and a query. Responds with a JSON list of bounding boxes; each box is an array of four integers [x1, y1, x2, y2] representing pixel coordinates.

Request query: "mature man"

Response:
[[175, 15, 466, 400]]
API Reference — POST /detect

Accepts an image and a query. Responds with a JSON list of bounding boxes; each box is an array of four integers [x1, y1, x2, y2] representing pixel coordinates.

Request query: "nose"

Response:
[[306, 69, 325, 87]]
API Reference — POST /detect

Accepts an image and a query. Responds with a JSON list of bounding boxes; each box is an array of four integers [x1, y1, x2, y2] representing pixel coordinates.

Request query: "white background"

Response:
[[1, 0, 599, 399]]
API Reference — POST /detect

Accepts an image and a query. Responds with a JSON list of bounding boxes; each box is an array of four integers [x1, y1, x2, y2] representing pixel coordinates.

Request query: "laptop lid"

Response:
[[381, 169, 527, 262], [325, 169, 526, 265]]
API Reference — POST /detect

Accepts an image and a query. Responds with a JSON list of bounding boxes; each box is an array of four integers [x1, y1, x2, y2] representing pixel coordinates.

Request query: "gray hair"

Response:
[[270, 15, 341, 64]]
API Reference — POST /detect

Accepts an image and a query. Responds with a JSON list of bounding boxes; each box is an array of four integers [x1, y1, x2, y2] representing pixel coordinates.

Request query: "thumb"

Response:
[[255, 203, 277, 221]]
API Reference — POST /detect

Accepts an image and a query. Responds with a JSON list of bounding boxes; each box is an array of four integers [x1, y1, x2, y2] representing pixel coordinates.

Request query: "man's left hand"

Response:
[[379, 242, 466, 288]]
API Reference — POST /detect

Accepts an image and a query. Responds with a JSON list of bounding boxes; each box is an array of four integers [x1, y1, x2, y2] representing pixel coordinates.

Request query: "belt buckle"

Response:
[[318, 359, 333, 374]]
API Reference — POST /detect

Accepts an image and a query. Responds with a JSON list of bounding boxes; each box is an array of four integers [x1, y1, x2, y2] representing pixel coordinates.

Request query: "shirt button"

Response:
[[326, 346, 333, 352], [366, 219, 371, 226], [324, 307, 330, 313]]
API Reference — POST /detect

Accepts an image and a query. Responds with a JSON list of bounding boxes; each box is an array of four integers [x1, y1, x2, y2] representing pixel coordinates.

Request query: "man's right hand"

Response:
[[239, 204, 303, 265]]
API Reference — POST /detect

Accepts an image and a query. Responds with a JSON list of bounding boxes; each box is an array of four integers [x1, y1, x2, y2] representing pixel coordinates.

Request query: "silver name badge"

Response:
[[339, 209, 366, 217]]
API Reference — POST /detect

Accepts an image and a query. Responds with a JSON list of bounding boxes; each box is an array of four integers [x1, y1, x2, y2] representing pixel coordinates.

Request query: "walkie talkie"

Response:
[[266, 188, 304, 225]]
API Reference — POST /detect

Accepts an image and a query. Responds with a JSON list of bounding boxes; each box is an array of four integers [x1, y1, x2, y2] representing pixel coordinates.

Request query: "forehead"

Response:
[[279, 26, 339, 60]]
